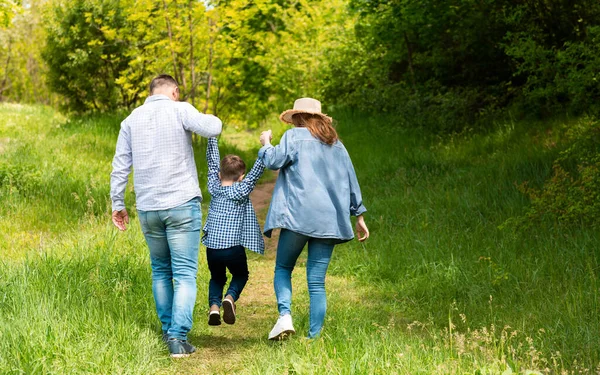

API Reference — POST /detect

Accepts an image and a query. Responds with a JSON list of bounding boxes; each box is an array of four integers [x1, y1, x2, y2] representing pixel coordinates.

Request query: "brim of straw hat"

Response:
[[279, 109, 333, 124]]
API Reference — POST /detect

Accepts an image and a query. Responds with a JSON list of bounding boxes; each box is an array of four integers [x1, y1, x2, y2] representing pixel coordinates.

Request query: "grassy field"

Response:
[[0, 103, 598, 374]]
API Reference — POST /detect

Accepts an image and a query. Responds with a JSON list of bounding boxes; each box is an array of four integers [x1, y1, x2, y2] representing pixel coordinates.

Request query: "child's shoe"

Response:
[[222, 295, 236, 325], [268, 314, 295, 340], [208, 305, 221, 326]]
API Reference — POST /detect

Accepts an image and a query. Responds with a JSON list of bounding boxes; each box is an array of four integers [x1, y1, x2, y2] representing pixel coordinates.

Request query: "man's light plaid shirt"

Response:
[[201, 138, 266, 254], [110, 95, 222, 212]]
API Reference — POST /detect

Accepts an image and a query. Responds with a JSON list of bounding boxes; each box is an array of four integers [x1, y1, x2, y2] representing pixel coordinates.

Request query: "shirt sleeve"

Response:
[[180, 102, 223, 138], [228, 158, 266, 201], [258, 130, 296, 170], [347, 153, 367, 216], [110, 121, 132, 212], [206, 137, 221, 195]]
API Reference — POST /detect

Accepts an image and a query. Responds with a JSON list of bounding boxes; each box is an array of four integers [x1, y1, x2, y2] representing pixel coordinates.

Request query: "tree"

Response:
[[43, 0, 130, 111]]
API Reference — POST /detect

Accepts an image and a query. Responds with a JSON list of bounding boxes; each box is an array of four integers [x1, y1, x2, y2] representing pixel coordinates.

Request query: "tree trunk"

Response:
[[0, 36, 13, 101], [403, 31, 417, 92], [203, 17, 215, 113], [188, 0, 196, 106], [162, 0, 183, 87]]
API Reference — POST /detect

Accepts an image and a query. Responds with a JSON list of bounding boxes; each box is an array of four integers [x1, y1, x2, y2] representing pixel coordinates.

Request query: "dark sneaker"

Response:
[[208, 310, 221, 326], [222, 297, 236, 325], [167, 339, 196, 358]]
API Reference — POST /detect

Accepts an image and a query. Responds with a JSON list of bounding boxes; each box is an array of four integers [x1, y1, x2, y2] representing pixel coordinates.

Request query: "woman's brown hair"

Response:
[[291, 113, 338, 145]]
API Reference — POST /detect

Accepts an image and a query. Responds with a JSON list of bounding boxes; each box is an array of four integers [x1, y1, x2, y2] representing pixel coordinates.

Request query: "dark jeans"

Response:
[[206, 245, 249, 307]]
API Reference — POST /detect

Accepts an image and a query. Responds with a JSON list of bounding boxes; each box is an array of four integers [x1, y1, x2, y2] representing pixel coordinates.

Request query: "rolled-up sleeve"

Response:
[[347, 156, 367, 216], [110, 122, 132, 212]]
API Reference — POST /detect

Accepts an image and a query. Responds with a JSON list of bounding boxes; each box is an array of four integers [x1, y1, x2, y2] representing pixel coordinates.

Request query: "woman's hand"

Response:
[[355, 215, 369, 242], [260, 129, 273, 146]]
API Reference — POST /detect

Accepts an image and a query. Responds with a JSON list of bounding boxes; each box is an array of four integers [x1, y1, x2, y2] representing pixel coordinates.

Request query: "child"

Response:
[[201, 137, 266, 326]]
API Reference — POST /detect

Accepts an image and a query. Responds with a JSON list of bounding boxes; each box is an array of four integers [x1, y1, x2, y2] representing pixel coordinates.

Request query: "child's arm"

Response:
[[229, 158, 266, 201], [206, 137, 221, 195]]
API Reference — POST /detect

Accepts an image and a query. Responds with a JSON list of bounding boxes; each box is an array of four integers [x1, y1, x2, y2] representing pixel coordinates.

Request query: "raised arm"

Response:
[[228, 158, 266, 201], [258, 130, 296, 170], [180, 102, 222, 138], [206, 137, 221, 195]]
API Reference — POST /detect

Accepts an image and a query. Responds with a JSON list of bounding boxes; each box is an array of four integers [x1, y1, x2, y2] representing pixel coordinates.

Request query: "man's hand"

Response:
[[260, 130, 272, 146], [355, 215, 369, 242], [112, 209, 130, 231]]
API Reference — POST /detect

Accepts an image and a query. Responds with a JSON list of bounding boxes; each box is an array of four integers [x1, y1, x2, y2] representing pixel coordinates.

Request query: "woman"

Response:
[[258, 97, 369, 340]]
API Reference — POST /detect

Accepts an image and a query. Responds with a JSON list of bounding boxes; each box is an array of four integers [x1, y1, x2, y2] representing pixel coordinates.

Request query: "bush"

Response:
[[504, 26, 600, 116], [503, 117, 600, 228]]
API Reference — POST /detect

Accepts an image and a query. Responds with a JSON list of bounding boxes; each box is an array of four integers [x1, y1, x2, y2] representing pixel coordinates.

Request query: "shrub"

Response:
[[503, 117, 600, 228]]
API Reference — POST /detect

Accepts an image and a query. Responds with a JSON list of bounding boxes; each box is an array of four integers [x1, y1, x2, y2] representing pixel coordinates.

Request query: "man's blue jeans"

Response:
[[138, 198, 201, 341], [274, 229, 335, 338]]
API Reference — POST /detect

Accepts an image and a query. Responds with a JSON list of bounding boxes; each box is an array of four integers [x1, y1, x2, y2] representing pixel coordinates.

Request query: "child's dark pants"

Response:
[[206, 245, 249, 307]]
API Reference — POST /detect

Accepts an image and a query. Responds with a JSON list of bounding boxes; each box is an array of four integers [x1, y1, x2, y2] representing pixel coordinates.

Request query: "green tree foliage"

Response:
[[114, 0, 211, 109], [0, 1, 50, 104], [334, 0, 600, 125], [41, 0, 349, 122], [43, 0, 130, 111]]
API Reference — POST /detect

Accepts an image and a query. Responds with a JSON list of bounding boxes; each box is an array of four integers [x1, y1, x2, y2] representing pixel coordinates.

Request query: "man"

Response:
[[110, 74, 222, 358]]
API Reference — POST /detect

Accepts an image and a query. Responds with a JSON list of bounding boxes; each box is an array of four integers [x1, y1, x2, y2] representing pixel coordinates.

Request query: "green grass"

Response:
[[0, 103, 599, 374]]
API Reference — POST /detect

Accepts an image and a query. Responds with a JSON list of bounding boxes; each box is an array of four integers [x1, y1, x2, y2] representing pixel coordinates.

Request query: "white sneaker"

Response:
[[268, 314, 296, 340]]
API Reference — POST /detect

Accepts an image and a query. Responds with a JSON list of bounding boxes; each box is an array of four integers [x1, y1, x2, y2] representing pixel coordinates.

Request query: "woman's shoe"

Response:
[[268, 314, 295, 340]]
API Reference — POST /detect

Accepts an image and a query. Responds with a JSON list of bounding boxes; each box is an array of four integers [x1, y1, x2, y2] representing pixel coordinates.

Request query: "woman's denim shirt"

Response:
[[258, 127, 366, 242]]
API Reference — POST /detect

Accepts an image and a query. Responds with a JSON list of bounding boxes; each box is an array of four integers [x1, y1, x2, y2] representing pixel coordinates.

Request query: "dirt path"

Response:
[[169, 178, 284, 373], [167, 177, 367, 374]]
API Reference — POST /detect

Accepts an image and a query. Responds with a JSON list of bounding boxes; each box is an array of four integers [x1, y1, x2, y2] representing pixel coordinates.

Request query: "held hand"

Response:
[[112, 209, 130, 231], [260, 129, 272, 146], [355, 215, 369, 242]]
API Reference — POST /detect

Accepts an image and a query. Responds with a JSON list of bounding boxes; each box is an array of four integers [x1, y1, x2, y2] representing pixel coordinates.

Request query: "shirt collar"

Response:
[[145, 94, 172, 104]]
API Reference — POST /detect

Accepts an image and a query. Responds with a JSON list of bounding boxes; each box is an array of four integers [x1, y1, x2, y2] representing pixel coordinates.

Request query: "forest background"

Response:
[[1, 0, 600, 373]]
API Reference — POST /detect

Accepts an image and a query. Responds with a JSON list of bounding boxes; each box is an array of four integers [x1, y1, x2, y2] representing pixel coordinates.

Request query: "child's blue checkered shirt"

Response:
[[201, 138, 266, 254]]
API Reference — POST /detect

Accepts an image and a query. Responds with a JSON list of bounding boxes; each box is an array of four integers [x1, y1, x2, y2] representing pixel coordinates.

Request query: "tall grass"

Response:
[[332, 110, 600, 370], [1, 103, 598, 373]]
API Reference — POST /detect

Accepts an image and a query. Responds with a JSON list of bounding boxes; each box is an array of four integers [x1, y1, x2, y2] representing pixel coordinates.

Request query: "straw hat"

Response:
[[279, 98, 332, 124]]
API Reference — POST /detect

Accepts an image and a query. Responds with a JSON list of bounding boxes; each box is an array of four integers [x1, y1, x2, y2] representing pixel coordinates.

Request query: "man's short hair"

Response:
[[149, 74, 179, 94], [220, 155, 246, 181]]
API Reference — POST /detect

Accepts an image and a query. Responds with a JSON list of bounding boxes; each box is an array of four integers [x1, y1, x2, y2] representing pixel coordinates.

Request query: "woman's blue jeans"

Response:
[[138, 198, 201, 341], [274, 229, 335, 338]]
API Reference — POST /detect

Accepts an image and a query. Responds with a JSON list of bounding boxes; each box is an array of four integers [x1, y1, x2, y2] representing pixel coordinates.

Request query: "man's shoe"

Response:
[[222, 296, 236, 325], [167, 339, 196, 358], [208, 310, 221, 326], [268, 314, 295, 340]]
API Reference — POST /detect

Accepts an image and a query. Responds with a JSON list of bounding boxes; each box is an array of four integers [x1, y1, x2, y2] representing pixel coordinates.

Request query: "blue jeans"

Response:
[[206, 245, 249, 307], [138, 198, 201, 341], [274, 229, 335, 338]]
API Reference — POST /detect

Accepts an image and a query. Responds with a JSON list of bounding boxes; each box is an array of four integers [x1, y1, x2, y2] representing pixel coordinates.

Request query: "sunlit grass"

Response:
[[0, 104, 598, 373]]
